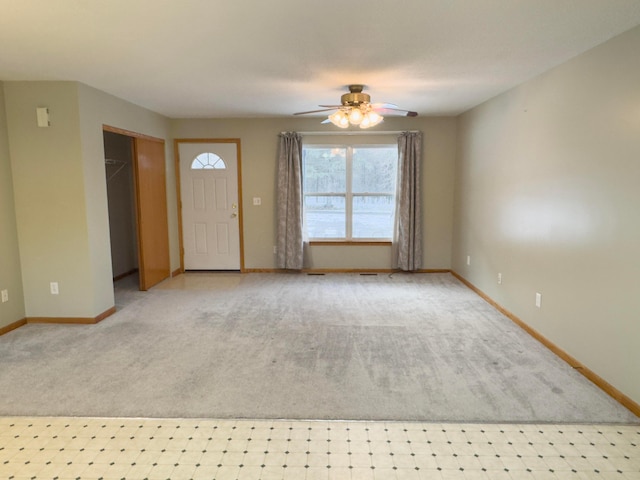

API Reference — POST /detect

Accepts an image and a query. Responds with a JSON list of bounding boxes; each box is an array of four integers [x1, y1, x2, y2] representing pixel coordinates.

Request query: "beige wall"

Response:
[[77, 84, 174, 314], [0, 82, 26, 327], [4, 81, 95, 318], [453, 26, 640, 405], [171, 116, 457, 270], [3, 81, 174, 319]]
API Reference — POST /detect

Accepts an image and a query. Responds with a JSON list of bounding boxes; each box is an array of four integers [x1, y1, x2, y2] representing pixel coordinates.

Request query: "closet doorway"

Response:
[[103, 127, 170, 291]]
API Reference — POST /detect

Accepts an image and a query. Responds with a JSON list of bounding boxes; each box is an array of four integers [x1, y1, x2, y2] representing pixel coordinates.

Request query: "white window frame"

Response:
[[302, 143, 397, 242]]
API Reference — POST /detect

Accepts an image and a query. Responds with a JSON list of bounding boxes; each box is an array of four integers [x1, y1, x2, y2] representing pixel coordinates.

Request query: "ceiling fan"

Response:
[[294, 85, 418, 129]]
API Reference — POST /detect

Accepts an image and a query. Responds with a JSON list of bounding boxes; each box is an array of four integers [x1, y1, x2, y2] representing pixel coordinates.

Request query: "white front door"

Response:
[[179, 142, 241, 270]]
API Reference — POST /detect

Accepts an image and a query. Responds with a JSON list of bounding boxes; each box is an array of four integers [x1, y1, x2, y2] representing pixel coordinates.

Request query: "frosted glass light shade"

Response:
[[327, 107, 383, 129], [328, 110, 349, 128], [348, 108, 363, 125]]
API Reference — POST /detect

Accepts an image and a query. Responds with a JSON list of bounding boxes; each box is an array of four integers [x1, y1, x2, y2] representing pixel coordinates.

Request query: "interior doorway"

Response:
[[104, 131, 138, 283], [104, 127, 171, 291]]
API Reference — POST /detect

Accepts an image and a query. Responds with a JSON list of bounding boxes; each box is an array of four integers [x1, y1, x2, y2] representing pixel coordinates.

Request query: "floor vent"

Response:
[[360, 273, 378, 276], [307, 273, 325, 276]]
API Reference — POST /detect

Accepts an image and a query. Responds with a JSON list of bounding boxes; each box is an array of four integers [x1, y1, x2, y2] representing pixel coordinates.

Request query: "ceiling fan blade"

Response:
[[372, 102, 398, 109], [318, 104, 344, 108], [294, 107, 338, 115], [377, 107, 418, 117]]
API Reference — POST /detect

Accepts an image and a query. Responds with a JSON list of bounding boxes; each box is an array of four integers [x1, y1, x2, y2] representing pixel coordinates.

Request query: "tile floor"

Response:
[[1, 417, 639, 479]]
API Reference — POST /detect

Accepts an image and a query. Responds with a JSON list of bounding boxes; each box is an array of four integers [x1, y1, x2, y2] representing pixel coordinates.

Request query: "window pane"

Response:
[[303, 148, 346, 193], [304, 195, 346, 238], [352, 195, 395, 239], [191, 152, 226, 170], [352, 146, 397, 193]]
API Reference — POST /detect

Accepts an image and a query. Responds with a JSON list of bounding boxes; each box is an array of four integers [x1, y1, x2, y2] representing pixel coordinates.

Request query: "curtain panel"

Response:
[[276, 132, 304, 269], [394, 131, 423, 271]]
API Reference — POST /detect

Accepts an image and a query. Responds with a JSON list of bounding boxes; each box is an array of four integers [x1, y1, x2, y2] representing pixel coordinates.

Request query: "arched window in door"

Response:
[[191, 152, 226, 170]]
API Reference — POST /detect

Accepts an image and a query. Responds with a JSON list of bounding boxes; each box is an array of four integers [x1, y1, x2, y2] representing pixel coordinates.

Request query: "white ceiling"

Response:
[[2, 0, 640, 119]]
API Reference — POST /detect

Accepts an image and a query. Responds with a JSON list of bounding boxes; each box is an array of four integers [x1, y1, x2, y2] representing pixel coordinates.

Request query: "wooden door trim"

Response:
[[103, 124, 164, 143], [174, 139, 245, 273]]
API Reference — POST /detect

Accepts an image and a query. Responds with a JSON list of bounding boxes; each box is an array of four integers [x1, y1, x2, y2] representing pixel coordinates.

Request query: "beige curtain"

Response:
[[276, 132, 304, 269], [393, 131, 422, 271]]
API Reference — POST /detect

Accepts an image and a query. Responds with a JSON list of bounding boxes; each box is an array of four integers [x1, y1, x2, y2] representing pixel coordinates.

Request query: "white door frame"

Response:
[[174, 138, 245, 272]]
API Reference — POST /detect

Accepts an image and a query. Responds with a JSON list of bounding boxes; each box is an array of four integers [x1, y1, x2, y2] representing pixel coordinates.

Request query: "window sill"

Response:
[[309, 241, 392, 246]]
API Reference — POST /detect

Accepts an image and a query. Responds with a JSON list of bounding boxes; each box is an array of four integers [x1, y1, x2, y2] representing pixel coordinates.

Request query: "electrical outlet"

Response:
[[1, 289, 8, 303], [497, 273, 502, 284], [253, 197, 262, 206], [50, 282, 59, 295], [466, 255, 471, 266], [535, 292, 542, 308]]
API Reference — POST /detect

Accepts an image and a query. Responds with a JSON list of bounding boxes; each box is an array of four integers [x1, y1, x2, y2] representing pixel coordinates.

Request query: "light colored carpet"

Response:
[[0, 272, 637, 423]]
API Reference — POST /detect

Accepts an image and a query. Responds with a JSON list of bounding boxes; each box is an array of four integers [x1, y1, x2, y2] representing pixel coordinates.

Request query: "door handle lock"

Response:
[[231, 212, 238, 218]]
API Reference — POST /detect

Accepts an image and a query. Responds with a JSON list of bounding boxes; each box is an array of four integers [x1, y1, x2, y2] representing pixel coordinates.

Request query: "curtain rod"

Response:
[[282, 130, 419, 136]]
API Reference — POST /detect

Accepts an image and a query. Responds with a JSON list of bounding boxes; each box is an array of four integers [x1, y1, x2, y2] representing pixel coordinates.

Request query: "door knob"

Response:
[[231, 212, 238, 218]]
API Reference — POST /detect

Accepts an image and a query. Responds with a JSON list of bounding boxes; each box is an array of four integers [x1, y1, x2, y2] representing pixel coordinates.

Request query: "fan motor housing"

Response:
[[341, 92, 370, 106]]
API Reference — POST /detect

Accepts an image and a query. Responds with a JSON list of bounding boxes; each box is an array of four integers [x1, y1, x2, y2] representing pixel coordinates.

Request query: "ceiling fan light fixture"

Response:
[[298, 84, 414, 126], [328, 110, 349, 128], [360, 111, 383, 129], [327, 106, 383, 129]]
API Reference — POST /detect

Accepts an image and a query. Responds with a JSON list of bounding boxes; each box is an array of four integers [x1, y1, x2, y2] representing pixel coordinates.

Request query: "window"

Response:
[[191, 152, 226, 170], [303, 144, 397, 241]]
